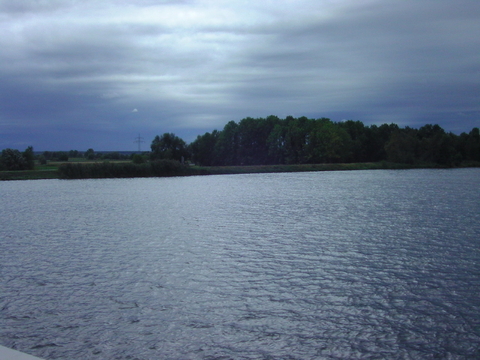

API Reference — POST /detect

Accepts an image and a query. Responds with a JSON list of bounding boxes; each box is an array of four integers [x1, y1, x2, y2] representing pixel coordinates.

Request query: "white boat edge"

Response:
[[0, 345, 45, 360]]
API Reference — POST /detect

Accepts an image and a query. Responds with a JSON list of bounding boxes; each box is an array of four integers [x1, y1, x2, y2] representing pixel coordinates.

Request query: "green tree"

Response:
[[236, 117, 277, 165], [384, 130, 418, 164], [42, 151, 53, 160], [465, 127, 480, 161], [308, 119, 351, 163], [151, 133, 188, 161], [214, 121, 239, 165], [267, 122, 288, 164], [23, 146, 35, 169], [417, 124, 444, 140], [85, 148, 95, 160], [189, 130, 219, 166], [68, 150, 79, 158], [102, 152, 121, 160], [374, 123, 400, 161], [338, 120, 368, 162], [283, 116, 312, 164], [1, 148, 29, 170], [57, 152, 69, 161], [416, 124, 460, 165]]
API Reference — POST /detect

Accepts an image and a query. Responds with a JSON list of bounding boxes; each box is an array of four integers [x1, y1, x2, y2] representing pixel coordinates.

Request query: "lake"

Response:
[[1, 169, 479, 359]]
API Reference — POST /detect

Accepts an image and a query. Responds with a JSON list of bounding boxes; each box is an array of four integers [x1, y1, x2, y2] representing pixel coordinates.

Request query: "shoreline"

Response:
[[1, 161, 479, 181]]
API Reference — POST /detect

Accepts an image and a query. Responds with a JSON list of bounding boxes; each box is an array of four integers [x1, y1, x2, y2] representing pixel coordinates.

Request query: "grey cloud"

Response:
[[240, 1, 480, 118], [1, 0, 479, 150], [0, 0, 72, 14]]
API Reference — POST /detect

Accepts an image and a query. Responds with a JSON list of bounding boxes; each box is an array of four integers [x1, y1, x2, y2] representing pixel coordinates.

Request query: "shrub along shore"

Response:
[[1, 160, 479, 181]]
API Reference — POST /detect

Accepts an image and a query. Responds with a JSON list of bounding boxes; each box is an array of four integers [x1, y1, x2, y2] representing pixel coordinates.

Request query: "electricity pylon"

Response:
[[134, 134, 145, 152]]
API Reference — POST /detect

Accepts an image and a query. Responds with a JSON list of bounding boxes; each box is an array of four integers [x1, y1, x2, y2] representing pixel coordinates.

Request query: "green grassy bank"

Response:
[[2, 160, 479, 180], [0, 169, 59, 180]]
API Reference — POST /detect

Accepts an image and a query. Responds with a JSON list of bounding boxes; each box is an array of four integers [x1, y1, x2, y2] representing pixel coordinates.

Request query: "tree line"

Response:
[[40, 149, 131, 162], [2, 116, 480, 172], [186, 116, 480, 166], [0, 148, 133, 170]]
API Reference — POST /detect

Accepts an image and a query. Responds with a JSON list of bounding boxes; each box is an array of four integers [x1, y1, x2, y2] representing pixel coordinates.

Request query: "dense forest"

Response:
[[187, 116, 480, 166]]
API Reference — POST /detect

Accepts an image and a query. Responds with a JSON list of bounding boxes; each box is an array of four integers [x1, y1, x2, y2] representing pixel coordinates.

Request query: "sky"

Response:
[[1, 0, 479, 151]]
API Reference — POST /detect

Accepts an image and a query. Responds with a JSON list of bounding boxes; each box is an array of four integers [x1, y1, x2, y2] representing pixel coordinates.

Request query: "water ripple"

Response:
[[1, 170, 480, 359]]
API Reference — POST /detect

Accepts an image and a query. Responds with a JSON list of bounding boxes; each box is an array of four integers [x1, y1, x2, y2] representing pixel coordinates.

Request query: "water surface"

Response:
[[1, 169, 479, 359]]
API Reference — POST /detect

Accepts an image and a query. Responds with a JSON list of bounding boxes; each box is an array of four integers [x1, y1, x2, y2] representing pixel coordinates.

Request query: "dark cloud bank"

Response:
[[0, 0, 479, 150]]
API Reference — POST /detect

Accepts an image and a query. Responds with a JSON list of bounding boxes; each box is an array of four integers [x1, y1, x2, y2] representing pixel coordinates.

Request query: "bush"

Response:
[[58, 159, 188, 179], [132, 154, 146, 164], [57, 152, 69, 161]]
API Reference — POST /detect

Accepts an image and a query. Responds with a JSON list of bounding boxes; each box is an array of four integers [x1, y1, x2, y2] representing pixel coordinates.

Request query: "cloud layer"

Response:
[[1, 0, 479, 150]]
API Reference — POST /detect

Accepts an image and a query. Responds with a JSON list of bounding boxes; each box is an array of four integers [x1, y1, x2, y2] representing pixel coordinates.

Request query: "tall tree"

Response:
[[308, 119, 351, 163], [338, 120, 367, 162], [236, 117, 277, 165], [283, 116, 312, 164], [384, 130, 418, 164], [189, 130, 219, 166], [465, 128, 480, 161], [267, 122, 288, 164], [23, 146, 35, 170], [214, 121, 239, 165]]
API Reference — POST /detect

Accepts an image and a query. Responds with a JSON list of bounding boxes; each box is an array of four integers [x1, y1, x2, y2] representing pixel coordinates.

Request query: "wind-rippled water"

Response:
[[1, 169, 480, 359]]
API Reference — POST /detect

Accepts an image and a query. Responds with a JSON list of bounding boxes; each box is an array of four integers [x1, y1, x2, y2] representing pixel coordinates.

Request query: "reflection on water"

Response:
[[1, 169, 480, 359]]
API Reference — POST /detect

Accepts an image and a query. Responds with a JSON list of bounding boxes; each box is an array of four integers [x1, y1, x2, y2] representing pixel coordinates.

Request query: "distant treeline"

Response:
[[0, 147, 140, 172], [39, 149, 131, 162], [2, 116, 480, 174], [188, 116, 480, 166]]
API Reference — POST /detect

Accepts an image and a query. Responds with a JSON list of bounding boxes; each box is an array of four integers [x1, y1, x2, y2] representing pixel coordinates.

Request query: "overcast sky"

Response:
[[1, 0, 479, 151]]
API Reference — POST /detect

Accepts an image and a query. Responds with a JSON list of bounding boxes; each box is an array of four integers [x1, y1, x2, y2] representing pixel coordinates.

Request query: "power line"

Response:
[[134, 134, 145, 152]]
